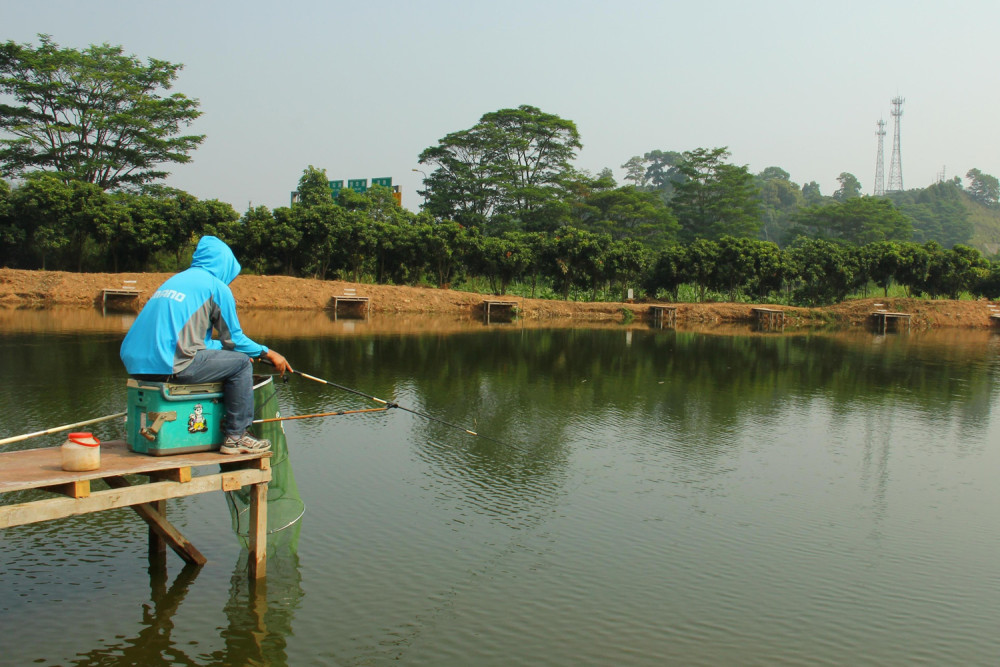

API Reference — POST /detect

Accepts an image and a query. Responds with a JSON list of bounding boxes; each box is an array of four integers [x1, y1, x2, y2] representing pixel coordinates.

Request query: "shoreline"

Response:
[[1, 268, 996, 330]]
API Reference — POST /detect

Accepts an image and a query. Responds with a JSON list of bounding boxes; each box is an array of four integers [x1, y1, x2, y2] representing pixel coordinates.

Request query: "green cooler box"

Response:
[[126, 378, 226, 455]]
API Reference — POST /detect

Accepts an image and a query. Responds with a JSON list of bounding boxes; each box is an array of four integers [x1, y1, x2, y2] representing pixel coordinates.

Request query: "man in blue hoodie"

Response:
[[120, 236, 292, 454]]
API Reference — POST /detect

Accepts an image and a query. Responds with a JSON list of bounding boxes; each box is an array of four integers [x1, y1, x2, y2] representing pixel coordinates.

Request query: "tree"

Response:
[[0, 34, 203, 190], [710, 236, 784, 301], [642, 150, 685, 199], [894, 242, 931, 297], [891, 180, 972, 247], [296, 166, 334, 206], [570, 185, 679, 251], [921, 242, 988, 299], [542, 227, 606, 300], [861, 241, 904, 298], [683, 238, 719, 301], [417, 125, 501, 227], [801, 181, 824, 205], [755, 167, 803, 245], [643, 243, 687, 301], [418, 105, 581, 231], [965, 168, 999, 208], [237, 205, 292, 275], [467, 232, 534, 295], [786, 238, 863, 306], [0, 179, 15, 266], [972, 261, 1000, 299], [420, 220, 469, 287], [793, 197, 912, 245], [7, 172, 125, 270], [670, 147, 761, 242], [621, 156, 647, 188], [603, 239, 648, 301], [833, 172, 862, 201]]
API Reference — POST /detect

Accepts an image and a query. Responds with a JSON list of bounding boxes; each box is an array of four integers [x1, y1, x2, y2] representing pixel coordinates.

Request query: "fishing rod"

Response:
[[259, 360, 520, 449], [253, 406, 388, 424], [295, 368, 506, 441], [0, 411, 127, 447]]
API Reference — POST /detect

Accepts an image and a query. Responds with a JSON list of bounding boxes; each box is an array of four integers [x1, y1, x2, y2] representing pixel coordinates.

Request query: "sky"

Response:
[[4, 0, 999, 213]]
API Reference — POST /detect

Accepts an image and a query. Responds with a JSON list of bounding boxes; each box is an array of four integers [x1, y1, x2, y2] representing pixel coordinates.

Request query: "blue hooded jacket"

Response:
[[120, 236, 267, 375]]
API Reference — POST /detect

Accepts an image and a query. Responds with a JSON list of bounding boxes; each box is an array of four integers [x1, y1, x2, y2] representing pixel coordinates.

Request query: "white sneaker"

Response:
[[220, 431, 271, 455]]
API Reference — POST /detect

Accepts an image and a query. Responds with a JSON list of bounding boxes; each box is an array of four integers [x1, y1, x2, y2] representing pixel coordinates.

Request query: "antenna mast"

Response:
[[887, 96, 904, 192], [874, 119, 886, 196]]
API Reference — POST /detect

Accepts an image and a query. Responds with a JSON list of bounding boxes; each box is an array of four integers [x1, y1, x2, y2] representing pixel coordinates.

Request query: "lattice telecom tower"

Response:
[[873, 119, 886, 196], [887, 96, 904, 192]]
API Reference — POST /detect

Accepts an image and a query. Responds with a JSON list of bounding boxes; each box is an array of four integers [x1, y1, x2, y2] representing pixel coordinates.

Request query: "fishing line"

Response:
[[258, 361, 523, 450], [294, 368, 521, 449]]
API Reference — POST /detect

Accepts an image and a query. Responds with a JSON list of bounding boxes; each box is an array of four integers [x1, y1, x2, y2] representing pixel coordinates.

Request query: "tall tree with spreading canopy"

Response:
[[833, 172, 862, 201], [418, 105, 581, 231], [670, 147, 761, 242], [965, 168, 999, 208], [642, 149, 685, 199], [0, 34, 203, 190], [620, 156, 647, 188]]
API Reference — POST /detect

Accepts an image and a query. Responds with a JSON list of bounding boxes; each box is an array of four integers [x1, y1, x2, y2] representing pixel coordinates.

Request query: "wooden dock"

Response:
[[871, 310, 911, 333], [483, 299, 518, 323], [752, 307, 785, 329], [0, 440, 272, 579], [101, 280, 141, 314], [649, 305, 677, 327], [331, 288, 370, 320]]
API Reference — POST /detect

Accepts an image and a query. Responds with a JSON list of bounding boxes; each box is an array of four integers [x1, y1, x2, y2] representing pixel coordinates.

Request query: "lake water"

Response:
[[2, 309, 1000, 665]]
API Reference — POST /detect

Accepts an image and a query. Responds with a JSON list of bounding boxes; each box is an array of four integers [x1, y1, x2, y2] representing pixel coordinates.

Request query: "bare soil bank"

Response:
[[0, 268, 995, 330]]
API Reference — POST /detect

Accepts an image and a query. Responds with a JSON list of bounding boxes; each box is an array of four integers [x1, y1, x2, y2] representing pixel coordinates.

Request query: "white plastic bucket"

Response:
[[61, 432, 101, 471]]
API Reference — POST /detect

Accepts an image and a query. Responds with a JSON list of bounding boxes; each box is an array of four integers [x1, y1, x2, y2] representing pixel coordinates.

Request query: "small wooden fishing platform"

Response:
[[871, 310, 911, 333], [483, 299, 518, 323], [649, 305, 677, 327], [752, 307, 785, 328], [0, 440, 272, 579], [331, 288, 370, 320], [100, 280, 141, 314]]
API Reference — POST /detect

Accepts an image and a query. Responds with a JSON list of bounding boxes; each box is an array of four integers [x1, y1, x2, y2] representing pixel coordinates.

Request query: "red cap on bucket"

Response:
[[67, 432, 100, 447]]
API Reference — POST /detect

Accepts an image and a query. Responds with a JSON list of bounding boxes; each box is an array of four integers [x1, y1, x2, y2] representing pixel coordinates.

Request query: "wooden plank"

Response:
[[0, 440, 270, 494], [104, 475, 207, 566], [0, 467, 270, 529], [248, 482, 268, 580], [222, 474, 244, 491], [40, 480, 91, 499], [146, 467, 192, 484]]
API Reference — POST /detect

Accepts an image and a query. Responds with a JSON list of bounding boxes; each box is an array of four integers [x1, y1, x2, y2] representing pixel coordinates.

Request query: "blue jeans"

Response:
[[172, 349, 254, 436]]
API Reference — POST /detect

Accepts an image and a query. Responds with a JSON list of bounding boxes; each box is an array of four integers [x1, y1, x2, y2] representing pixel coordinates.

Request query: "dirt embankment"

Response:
[[0, 267, 996, 330]]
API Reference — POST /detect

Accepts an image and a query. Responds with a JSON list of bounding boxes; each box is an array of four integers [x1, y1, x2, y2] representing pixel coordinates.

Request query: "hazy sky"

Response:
[[4, 0, 999, 212]]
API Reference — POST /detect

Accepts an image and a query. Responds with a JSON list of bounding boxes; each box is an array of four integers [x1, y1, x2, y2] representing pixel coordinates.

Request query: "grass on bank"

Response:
[[445, 276, 980, 306]]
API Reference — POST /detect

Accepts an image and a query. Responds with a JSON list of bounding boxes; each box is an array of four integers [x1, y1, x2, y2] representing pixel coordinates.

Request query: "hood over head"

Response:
[[190, 236, 241, 284]]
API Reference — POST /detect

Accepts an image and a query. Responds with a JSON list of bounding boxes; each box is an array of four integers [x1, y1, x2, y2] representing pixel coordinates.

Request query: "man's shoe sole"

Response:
[[220, 443, 271, 455]]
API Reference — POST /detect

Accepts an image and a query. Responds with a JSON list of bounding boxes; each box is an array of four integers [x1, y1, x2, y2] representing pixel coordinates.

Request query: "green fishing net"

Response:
[[223, 375, 304, 552]]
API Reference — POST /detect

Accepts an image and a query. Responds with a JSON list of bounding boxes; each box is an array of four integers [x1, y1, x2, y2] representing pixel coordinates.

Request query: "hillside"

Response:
[[965, 193, 1000, 255]]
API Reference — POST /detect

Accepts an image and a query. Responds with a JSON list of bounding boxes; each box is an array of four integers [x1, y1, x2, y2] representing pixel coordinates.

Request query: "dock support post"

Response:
[[248, 481, 268, 580], [149, 499, 167, 565]]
